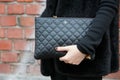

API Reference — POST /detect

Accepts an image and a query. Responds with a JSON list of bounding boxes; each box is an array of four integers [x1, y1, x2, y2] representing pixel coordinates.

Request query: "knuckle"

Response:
[[68, 61, 72, 64], [76, 62, 80, 65], [65, 57, 70, 60], [76, 63, 80, 65]]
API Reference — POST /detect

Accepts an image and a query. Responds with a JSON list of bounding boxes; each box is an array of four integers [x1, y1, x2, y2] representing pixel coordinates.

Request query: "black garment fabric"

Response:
[[40, 0, 119, 77], [67, 77, 102, 80], [51, 71, 102, 80]]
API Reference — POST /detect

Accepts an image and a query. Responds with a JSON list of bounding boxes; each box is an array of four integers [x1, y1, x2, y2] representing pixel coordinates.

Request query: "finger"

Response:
[[55, 46, 68, 51], [72, 63, 79, 65], [72, 62, 80, 65], [59, 56, 66, 61], [60, 58, 70, 64], [73, 59, 83, 65], [59, 55, 69, 61]]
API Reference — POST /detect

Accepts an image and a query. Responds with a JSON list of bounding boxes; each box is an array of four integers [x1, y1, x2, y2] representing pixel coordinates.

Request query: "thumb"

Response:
[[59, 56, 67, 61], [59, 54, 69, 61], [55, 46, 68, 52]]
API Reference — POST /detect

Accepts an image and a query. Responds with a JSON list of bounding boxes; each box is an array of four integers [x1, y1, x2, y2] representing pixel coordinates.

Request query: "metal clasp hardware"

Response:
[[53, 16, 57, 18]]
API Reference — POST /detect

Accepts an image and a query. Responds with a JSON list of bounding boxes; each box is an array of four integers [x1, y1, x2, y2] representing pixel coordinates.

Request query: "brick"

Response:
[[8, 4, 24, 14], [14, 40, 33, 51], [28, 65, 41, 75], [26, 4, 41, 15], [17, 0, 33, 2], [0, 28, 5, 38], [35, 0, 46, 2], [0, 40, 12, 50], [0, 64, 11, 73], [105, 70, 120, 79], [0, 4, 5, 14], [0, 0, 13, 2], [0, 16, 16, 26], [19, 17, 34, 27], [19, 52, 35, 64], [11, 64, 27, 74], [25, 29, 35, 39], [1, 52, 18, 63], [14, 40, 27, 50], [119, 57, 120, 67], [7, 28, 23, 39]]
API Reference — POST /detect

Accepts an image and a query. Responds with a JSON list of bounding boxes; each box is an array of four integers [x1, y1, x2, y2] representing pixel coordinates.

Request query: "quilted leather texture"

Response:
[[34, 17, 93, 59]]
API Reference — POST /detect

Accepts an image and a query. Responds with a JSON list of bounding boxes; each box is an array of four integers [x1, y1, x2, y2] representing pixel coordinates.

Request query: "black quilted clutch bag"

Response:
[[34, 17, 93, 59]]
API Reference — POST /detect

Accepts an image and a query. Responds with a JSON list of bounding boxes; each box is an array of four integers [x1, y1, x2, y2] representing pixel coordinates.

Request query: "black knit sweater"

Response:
[[40, 0, 119, 76]]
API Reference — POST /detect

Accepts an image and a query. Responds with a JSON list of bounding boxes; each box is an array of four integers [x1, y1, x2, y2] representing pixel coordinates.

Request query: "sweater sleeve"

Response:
[[77, 0, 118, 60], [41, 0, 58, 17]]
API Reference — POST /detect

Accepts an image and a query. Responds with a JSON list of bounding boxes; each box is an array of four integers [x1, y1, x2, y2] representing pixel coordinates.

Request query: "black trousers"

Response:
[[50, 72, 102, 80]]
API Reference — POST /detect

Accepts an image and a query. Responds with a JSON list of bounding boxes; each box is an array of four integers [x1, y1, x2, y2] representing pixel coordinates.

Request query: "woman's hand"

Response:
[[55, 45, 86, 65]]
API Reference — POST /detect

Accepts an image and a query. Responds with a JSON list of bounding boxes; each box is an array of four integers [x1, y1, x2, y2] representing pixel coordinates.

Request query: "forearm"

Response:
[[77, 0, 118, 60]]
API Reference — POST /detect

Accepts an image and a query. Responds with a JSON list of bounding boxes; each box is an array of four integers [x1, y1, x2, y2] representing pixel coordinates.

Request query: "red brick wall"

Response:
[[0, 0, 119, 79]]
